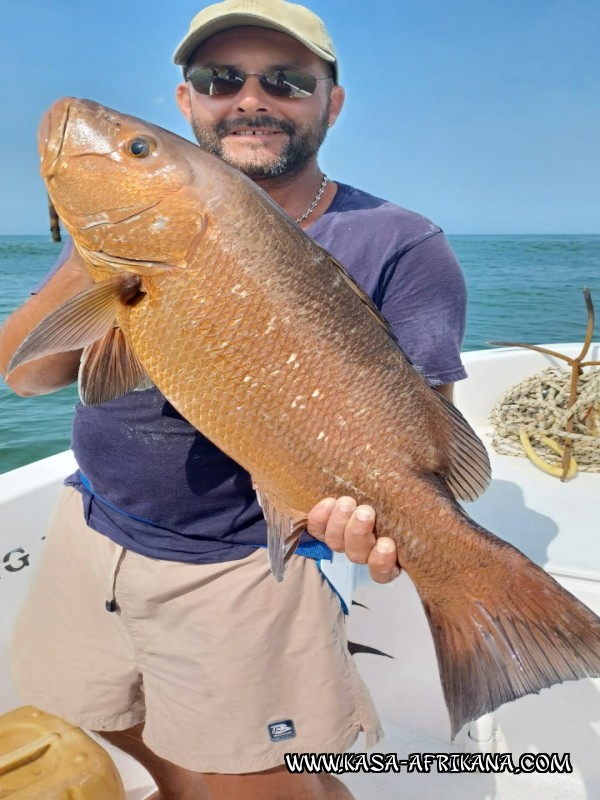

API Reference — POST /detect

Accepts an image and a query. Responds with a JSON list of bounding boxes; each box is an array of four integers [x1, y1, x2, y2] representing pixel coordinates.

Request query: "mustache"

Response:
[[216, 117, 296, 137]]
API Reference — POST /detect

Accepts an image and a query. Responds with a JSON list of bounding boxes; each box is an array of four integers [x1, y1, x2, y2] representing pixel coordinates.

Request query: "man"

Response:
[[0, 1, 467, 798]]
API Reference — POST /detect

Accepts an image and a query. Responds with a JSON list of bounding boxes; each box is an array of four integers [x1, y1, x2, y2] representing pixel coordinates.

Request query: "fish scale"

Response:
[[9, 96, 600, 741]]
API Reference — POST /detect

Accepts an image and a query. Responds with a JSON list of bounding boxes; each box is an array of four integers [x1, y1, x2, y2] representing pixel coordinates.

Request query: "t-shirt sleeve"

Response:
[[378, 231, 467, 385], [31, 237, 74, 294]]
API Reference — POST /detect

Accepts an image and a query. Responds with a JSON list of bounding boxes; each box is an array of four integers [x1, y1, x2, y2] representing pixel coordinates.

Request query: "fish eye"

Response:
[[126, 137, 154, 158]]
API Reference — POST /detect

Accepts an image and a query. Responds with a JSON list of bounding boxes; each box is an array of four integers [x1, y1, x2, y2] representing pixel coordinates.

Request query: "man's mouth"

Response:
[[216, 117, 294, 142], [228, 129, 283, 137]]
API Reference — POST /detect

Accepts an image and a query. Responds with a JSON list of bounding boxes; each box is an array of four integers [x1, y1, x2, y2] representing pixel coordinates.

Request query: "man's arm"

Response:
[[0, 248, 93, 396]]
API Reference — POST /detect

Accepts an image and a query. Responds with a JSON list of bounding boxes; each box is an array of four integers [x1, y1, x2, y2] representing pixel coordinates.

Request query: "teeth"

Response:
[[235, 130, 273, 136]]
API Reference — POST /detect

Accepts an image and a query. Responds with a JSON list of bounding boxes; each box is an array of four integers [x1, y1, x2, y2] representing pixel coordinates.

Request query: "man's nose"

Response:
[[234, 75, 271, 113]]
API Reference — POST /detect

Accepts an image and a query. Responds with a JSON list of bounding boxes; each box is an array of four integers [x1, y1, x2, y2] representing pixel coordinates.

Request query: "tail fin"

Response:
[[418, 519, 600, 739]]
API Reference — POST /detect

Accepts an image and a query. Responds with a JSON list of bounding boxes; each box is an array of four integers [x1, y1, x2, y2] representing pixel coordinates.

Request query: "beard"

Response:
[[190, 104, 330, 179]]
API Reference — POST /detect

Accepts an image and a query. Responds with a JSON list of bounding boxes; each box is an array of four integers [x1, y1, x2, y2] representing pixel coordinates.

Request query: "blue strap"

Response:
[[78, 471, 165, 528], [295, 539, 333, 560], [78, 471, 332, 562]]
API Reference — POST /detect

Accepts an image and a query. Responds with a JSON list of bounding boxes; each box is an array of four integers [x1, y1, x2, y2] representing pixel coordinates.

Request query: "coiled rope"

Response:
[[487, 289, 600, 480], [489, 366, 600, 474]]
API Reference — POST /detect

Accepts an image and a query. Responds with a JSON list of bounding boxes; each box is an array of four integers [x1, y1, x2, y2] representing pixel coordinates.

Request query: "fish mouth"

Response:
[[38, 97, 73, 178]]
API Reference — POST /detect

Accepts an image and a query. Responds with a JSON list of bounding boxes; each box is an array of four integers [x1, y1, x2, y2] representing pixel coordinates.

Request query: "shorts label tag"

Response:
[[267, 719, 296, 742]]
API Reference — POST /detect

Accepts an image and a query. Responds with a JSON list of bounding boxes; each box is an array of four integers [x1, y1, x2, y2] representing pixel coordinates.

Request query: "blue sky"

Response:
[[2, 0, 599, 234]]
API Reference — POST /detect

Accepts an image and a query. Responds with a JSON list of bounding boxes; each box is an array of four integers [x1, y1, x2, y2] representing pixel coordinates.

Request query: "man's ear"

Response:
[[176, 83, 192, 122], [328, 85, 345, 128]]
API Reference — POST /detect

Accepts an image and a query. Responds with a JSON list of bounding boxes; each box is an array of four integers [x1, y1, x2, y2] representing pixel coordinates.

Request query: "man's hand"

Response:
[[307, 497, 401, 584]]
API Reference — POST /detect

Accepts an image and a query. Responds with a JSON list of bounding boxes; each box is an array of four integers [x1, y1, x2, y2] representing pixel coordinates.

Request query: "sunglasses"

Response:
[[187, 66, 330, 99]]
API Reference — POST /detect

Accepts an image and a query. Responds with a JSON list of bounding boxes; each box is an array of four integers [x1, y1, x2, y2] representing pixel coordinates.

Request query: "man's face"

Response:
[[176, 27, 344, 179]]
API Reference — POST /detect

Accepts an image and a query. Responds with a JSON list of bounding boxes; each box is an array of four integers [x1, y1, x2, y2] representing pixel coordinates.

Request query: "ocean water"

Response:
[[1, 233, 599, 474]]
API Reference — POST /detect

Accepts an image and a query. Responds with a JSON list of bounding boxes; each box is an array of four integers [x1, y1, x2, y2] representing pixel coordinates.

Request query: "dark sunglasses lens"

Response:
[[188, 68, 243, 96], [261, 70, 318, 98], [188, 68, 319, 99]]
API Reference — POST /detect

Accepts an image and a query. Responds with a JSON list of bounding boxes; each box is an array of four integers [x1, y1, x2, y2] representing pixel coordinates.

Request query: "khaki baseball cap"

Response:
[[173, 0, 338, 81]]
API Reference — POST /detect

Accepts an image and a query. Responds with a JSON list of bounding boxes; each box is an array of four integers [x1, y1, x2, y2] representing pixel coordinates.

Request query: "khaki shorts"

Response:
[[9, 487, 382, 773]]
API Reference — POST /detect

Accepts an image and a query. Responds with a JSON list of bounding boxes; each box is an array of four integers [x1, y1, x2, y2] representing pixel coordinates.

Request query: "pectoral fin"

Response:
[[254, 485, 307, 582], [6, 276, 138, 375], [79, 327, 152, 406]]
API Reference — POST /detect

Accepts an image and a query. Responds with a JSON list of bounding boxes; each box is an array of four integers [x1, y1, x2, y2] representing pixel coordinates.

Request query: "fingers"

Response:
[[308, 497, 375, 560], [306, 497, 337, 539], [306, 497, 401, 584], [342, 503, 377, 563], [368, 537, 402, 584]]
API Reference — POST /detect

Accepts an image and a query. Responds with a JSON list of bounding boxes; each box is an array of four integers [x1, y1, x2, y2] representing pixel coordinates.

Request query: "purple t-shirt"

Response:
[[49, 182, 466, 563]]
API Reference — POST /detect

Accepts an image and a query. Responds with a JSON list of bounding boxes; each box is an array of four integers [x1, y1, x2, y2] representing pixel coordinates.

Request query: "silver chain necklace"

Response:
[[295, 174, 328, 223]]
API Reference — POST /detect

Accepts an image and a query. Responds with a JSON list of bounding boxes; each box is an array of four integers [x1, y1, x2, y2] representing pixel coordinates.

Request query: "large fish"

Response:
[[9, 97, 600, 738]]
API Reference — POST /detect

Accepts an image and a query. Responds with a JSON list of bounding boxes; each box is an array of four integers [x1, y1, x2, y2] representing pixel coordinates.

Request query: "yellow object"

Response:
[[519, 430, 578, 479], [0, 705, 125, 799]]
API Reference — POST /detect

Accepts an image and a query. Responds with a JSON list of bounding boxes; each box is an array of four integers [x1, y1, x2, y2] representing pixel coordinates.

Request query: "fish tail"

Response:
[[417, 518, 600, 739]]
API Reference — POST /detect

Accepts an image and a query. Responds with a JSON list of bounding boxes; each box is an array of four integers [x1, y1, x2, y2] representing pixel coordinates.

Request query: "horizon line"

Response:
[[1, 231, 600, 239]]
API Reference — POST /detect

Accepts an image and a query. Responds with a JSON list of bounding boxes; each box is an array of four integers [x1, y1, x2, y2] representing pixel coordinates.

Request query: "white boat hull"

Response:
[[1, 343, 598, 799]]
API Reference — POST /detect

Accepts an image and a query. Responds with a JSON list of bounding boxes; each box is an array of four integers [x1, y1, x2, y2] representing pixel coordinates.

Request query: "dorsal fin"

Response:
[[317, 242, 490, 502], [318, 243, 490, 502], [439, 395, 492, 502], [315, 243, 400, 345]]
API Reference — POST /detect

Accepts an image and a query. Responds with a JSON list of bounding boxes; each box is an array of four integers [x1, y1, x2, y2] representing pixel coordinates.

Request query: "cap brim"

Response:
[[173, 13, 337, 79]]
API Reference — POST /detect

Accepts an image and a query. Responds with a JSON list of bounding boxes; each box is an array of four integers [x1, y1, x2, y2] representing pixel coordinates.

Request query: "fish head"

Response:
[[38, 97, 210, 273]]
